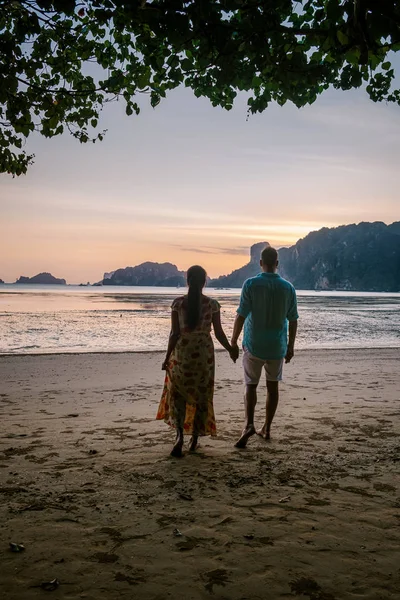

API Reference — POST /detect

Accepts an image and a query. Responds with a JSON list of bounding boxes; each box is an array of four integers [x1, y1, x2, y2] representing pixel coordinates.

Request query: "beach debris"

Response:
[[173, 528, 183, 537], [178, 492, 193, 501], [176, 538, 197, 551], [9, 542, 25, 552], [66, 413, 79, 418], [40, 579, 60, 591], [214, 516, 233, 526], [279, 495, 291, 503], [88, 449, 98, 455], [244, 534, 254, 540]]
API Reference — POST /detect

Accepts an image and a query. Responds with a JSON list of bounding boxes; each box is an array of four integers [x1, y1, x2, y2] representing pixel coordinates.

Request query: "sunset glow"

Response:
[[1, 74, 399, 284]]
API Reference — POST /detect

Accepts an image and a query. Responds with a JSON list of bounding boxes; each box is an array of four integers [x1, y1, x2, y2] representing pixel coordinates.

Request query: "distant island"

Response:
[[210, 221, 400, 292], [102, 262, 186, 287], [16, 272, 67, 285], [0, 278, 4, 284]]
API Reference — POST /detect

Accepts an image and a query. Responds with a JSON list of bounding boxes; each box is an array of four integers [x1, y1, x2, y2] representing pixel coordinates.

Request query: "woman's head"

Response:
[[187, 265, 207, 290], [186, 265, 207, 330]]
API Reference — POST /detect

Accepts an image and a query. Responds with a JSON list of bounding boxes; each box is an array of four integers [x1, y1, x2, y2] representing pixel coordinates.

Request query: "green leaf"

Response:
[[337, 31, 349, 46]]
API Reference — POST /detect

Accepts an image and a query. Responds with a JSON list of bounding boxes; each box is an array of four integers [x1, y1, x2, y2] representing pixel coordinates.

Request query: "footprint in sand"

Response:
[[92, 552, 119, 563], [290, 577, 335, 599], [202, 569, 230, 593]]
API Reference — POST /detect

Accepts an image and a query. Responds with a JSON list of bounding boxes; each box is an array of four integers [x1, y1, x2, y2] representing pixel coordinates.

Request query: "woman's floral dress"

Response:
[[156, 295, 220, 436]]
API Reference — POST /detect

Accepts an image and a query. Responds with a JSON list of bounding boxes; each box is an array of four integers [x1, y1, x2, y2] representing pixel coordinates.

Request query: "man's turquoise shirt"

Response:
[[237, 272, 299, 360]]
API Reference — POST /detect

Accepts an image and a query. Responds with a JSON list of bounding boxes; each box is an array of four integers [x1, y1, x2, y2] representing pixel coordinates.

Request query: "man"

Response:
[[231, 246, 298, 448]]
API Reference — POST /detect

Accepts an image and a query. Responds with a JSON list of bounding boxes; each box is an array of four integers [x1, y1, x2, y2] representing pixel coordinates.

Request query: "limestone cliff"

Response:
[[210, 222, 400, 291], [209, 242, 269, 288]]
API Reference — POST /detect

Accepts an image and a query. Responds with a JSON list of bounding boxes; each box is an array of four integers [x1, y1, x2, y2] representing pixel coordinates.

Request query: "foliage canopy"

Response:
[[1, 0, 400, 175]]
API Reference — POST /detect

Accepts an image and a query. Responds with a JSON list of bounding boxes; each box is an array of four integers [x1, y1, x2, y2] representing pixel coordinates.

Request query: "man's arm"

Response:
[[212, 311, 238, 362], [285, 320, 297, 363], [231, 314, 245, 350], [232, 280, 251, 352]]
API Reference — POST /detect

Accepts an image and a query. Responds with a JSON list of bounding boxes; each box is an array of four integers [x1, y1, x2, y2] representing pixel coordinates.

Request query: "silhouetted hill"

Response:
[[210, 222, 400, 292], [388, 221, 400, 236], [0, 278, 4, 284], [102, 262, 186, 286], [16, 273, 66, 285]]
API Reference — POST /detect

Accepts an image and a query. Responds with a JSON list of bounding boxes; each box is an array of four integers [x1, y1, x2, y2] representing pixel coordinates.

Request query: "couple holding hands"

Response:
[[156, 246, 298, 457]]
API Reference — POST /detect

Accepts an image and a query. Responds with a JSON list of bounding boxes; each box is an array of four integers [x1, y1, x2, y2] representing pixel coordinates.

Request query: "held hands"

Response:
[[285, 346, 294, 363], [229, 343, 239, 363]]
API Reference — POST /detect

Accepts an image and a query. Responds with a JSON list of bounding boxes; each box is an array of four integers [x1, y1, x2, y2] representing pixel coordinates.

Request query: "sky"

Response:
[[1, 69, 399, 283]]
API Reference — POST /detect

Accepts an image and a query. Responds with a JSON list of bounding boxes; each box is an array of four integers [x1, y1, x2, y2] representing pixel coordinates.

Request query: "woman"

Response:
[[156, 265, 237, 457]]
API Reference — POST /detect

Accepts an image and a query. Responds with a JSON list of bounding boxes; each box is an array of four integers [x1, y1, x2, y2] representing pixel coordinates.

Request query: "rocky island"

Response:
[[102, 262, 186, 287], [0, 278, 4, 284], [16, 272, 67, 285]]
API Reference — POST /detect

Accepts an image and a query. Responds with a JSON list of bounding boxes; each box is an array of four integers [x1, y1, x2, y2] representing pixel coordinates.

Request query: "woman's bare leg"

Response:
[[171, 426, 184, 457], [171, 393, 185, 457], [190, 399, 207, 451]]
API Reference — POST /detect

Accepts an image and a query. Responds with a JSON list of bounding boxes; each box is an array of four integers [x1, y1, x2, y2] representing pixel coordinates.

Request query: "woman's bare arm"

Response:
[[212, 311, 237, 361], [162, 311, 180, 369]]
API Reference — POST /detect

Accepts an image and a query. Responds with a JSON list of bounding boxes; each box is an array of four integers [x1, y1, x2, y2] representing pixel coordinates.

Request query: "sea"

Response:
[[0, 284, 399, 355]]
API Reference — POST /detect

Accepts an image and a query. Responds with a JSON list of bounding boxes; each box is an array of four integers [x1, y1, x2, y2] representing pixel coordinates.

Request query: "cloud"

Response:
[[170, 244, 249, 256], [212, 246, 250, 256], [170, 246, 215, 254]]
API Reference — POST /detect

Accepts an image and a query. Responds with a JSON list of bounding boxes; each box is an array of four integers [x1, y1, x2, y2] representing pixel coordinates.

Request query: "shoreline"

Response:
[[1, 345, 400, 358]]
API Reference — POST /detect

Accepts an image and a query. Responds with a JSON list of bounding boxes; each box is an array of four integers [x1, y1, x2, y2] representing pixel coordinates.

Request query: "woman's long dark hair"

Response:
[[186, 265, 207, 330]]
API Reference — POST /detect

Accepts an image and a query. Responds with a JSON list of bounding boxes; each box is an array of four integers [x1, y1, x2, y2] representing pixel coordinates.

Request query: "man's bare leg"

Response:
[[235, 384, 257, 448], [257, 380, 279, 440]]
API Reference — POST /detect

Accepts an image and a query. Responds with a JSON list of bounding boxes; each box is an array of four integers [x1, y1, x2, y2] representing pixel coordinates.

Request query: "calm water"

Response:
[[0, 284, 399, 354]]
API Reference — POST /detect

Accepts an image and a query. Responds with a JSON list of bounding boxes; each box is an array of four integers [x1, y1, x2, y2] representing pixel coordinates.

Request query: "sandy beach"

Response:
[[0, 348, 399, 599]]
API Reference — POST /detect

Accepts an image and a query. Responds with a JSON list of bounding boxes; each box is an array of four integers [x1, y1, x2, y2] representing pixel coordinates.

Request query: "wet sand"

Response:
[[0, 349, 399, 599]]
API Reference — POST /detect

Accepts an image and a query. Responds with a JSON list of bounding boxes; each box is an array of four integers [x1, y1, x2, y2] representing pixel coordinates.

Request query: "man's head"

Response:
[[260, 246, 278, 272]]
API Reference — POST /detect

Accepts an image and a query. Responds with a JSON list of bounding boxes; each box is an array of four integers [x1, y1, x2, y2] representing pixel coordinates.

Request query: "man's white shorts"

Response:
[[242, 346, 284, 385]]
